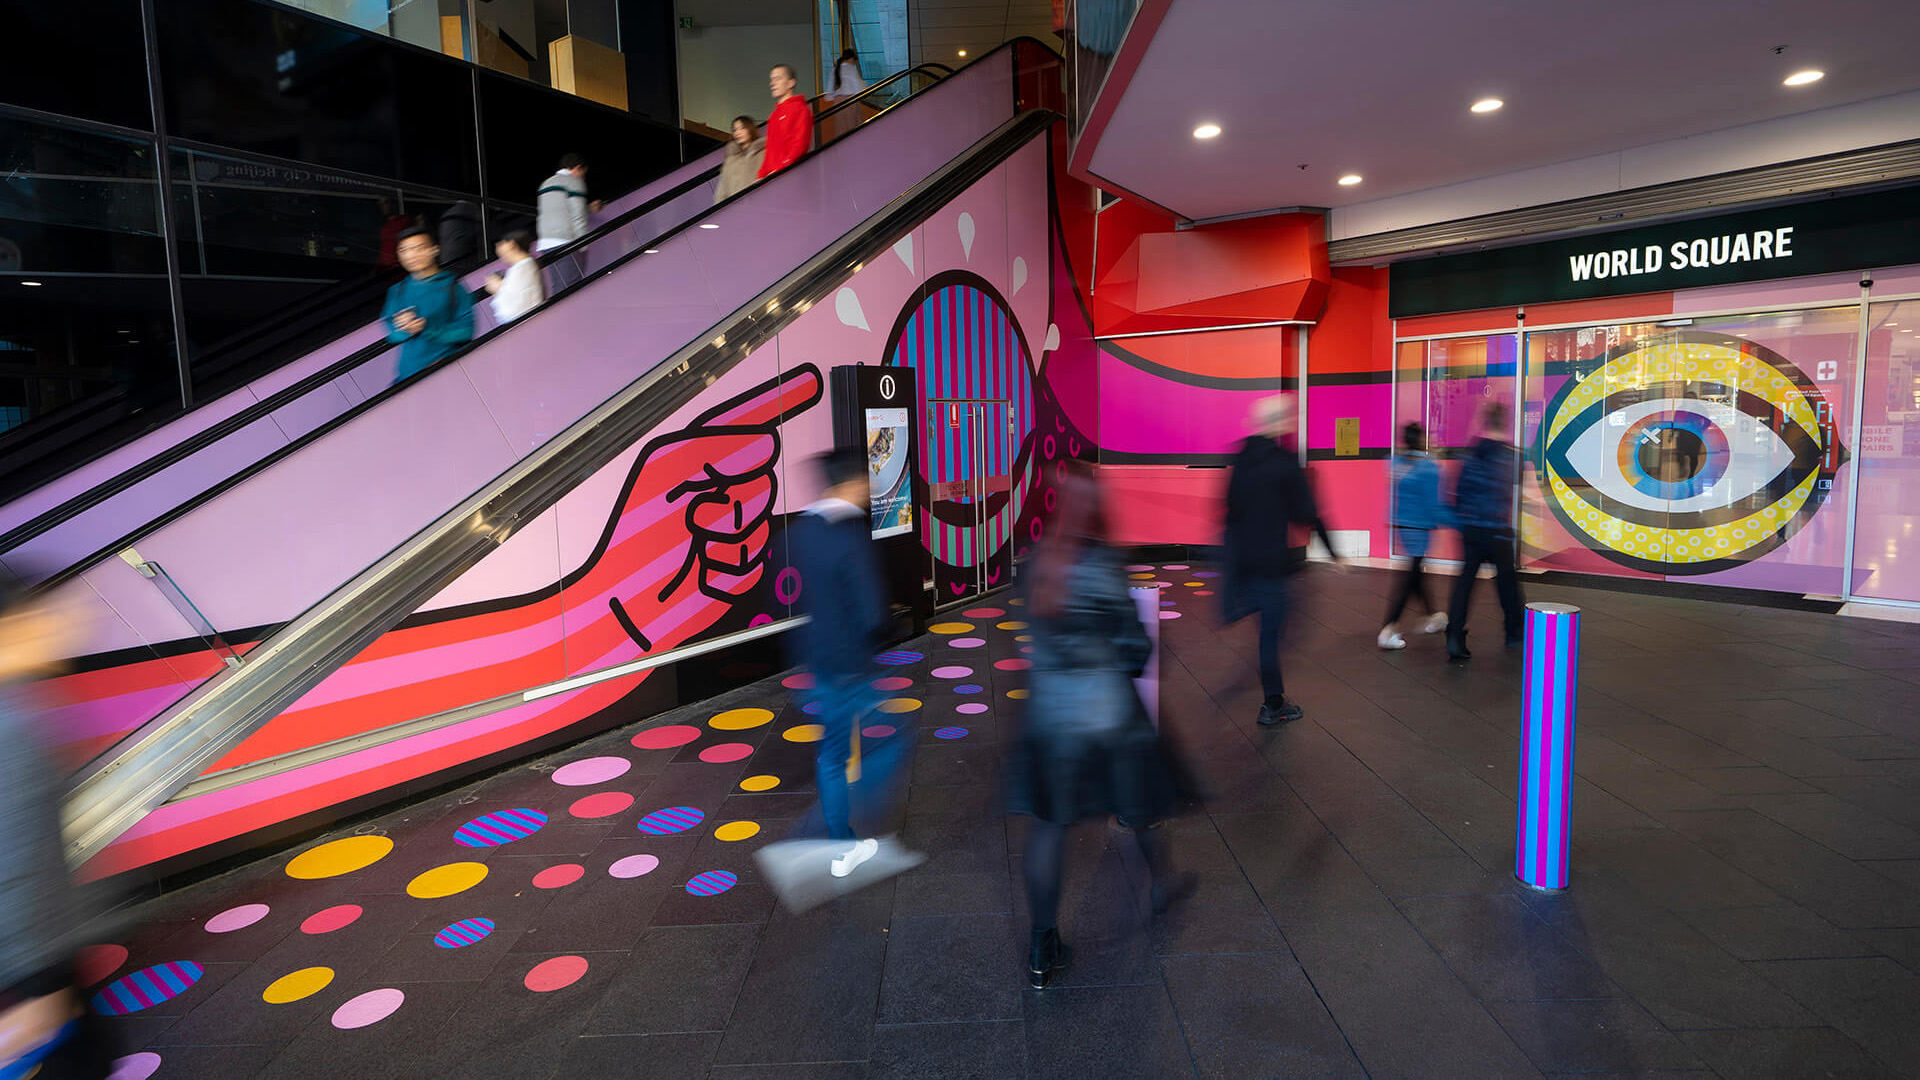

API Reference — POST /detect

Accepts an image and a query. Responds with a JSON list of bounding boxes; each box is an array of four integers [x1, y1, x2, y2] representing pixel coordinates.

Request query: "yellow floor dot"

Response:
[[929, 622, 974, 634], [1184, 582, 1204, 588], [406, 861, 489, 899], [997, 621, 1028, 631], [714, 821, 762, 841], [1009, 598, 1024, 606], [1015, 635, 1032, 643], [1129, 572, 1154, 579], [263, 966, 335, 1004], [709, 707, 774, 730], [1007, 688, 1029, 700], [740, 775, 780, 791], [877, 698, 923, 714], [286, 835, 394, 880], [783, 724, 825, 743]]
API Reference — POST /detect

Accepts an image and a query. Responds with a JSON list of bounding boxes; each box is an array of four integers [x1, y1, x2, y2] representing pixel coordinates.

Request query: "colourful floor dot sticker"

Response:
[[631, 724, 702, 750], [875, 649, 924, 665], [1153, 581, 1174, 588], [994, 659, 1033, 671], [928, 622, 974, 634], [1194, 571, 1219, 578], [780, 672, 815, 690], [262, 966, 334, 1004], [1128, 572, 1155, 579], [685, 870, 739, 896], [1007, 688, 1029, 700], [1164, 564, 1190, 571], [1126, 565, 1154, 572], [1184, 581, 1204, 588], [609, 854, 661, 879], [934, 727, 968, 739], [569, 791, 635, 819], [713, 820, 762, 841], [996, 621, 1028, 631], [698, 743, 753, 763], [76, 945, 128, 988], [205, 904, 269, 933], [453, 808, 548, 847], [871, 676, 913, 692], [802, 701, 824, 715], [861, 725, 896, 738], [434, 918, 496, 948], [525, 955, 589, 992], [949, 637, 985, 649], [92, 962, 204, 1016], [107, 1052, 162, 1080], [286, 835, 394, 880], [1015, 634, 1032, 643], [1160, 611, 1182, 620], [1196, 590, 1213, 596], [551, 755, 631, 786], [709, 708, 774, 730], [1009, 598, 1025, 606], [300, 905, 363, 935], [962, 607, 1005, 618], [931, 665, 973, 678], [783, 724, 825, 742], [637, 806, 706, 834], [331, 988, 404, 1029], [1021, 646, 1034, 654], [955, 684, 983, 694], [877, 698, 922, 714], [406, 862, 489, 899], [533, 864, 585, 889], [956, 703, 989, 715], [739, 774, 780, 792]]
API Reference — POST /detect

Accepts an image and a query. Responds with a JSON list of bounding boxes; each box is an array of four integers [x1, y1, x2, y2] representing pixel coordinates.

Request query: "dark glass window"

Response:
[[477, 71, 682, 212], [0, 1, 154, 131]]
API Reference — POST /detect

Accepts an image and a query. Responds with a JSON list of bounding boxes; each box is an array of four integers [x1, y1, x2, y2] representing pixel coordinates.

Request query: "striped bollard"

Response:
[[1516, 602, 1579, 892]]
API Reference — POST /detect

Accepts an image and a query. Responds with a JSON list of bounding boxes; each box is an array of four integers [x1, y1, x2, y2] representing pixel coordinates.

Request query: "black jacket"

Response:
[[788, 507, 886, 680], [1223, 435, 1334, 581]]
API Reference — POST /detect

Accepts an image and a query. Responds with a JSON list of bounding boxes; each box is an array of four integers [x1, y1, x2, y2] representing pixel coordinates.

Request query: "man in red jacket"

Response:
[[758, 64, 814, 178]]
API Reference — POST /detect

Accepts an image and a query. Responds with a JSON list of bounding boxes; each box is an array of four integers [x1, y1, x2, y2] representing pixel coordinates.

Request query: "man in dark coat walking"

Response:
[[1446, 400, 1524, 659]]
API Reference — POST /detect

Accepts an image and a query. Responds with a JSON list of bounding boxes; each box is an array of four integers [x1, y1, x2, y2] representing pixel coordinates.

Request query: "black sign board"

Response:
[[1388, 184, 1920, 318]]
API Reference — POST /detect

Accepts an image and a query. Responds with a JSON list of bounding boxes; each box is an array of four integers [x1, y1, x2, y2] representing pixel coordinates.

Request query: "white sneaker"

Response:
[[829, 838, 880, 878], [1423, 612, 1448, 634], [1377, 627, 1407, 650]]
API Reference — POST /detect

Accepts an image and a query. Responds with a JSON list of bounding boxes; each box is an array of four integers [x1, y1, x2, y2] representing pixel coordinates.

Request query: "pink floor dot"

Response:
[[1125, 564, 1153, 572], [1196, 590, 1214, 596], [76, 944, 128, 987], [532, 863, 586, 889], [1153, 581, 1174, 588], [524, 955, 589, 992], [300, 905, 363, 935], [569, 791, 636, 818], [949, 637, 986, 648], [962, 607, 1005, 618], [994, 658, 1033, 671], [332, 988, 404, 1029], [107, 1052, 162, 1080], [698, 743, 753, 763], [609, 854, 661, 879], [871, 676, 913, 691], [631, 725, 701, 750], [931, 665, 973, 678], [956, 703, 989, 714], [862, 724, 896, 738], [1164, 564, 1190, 570], [1021, 646, 1034, 653], [205, 904, 270, 933], [781, 672, 815, 690], [1160, 610, 1182, 620], [551, 756, 631, 786]]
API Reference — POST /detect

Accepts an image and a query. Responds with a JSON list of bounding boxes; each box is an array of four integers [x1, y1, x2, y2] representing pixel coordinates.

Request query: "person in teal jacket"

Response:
[[382, 226, 474, 382], [1378, 421, 1449, 649]]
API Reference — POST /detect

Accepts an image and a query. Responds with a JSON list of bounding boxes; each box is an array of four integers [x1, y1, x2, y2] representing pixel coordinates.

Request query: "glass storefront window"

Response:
[[1850, 298, 1920, 602], [1390, 332, 1517, 559]]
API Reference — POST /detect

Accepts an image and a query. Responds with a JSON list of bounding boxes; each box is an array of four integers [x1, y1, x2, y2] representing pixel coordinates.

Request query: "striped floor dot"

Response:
[[698, 743, 753, 763], [205, 904, 270, 934], [609, 854, 660, 879], [637, 806, 706, 835], [933, 727, 968, 739], [714, 820, 762, 841], [524, 955, 589, 992], [453, 808, 548, 847], [875, 649, 924, 665], [262, 966, 334, 1004], [929, 622, 974, 634], [994, 658, 1032, 671], [632, 724, 702, 749], [949, 637, 985, 649], [434, 918, 496, 948], [300, 905, 362, 935], [569, 791, 635, 818], [1007, 688, 1029, 700], [76, 945, 128, 987], [956, 703, 989, 714], [551, 756, 631, 786], [962, 607, 1005, 618], [877, 698, 922, 714], [931, 665, 973, 678], [406, 862, 488, 899], [108, 1052, 162, 1080], [709, 708, 774, 730], [802, 701, 825, 715], [286, 835, 393, 880], [783, 724, 825, 742], [91, 962, 204, 1016], [685, 870, 738, 896], [862, 725, 896, 738], [739, 775, 780, 792], [331, 988, 404, 1030], [996, 621, 1028, 631], [955, 684, 983, 694], [871, 676, 913, 692], [532, 864, 585, 889]]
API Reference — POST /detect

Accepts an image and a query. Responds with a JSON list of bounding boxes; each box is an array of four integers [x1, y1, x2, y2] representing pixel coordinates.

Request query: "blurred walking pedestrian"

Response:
[[758, 65, 814, 179], [1446, 400, 1524, 660], [1378, 421, 1448, 649], [382, 227, 475, 382], [1223, 395, 1342, 725], [715, 116, 765, 203], [484, 229, 544, 324], [536, 154, 599, 253], [1011, 463, 1190, 989], [437, 200, 482, 271]]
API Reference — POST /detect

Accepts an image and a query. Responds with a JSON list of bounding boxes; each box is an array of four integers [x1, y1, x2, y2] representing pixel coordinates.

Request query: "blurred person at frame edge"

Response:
[[0, 584, 117, 1078]]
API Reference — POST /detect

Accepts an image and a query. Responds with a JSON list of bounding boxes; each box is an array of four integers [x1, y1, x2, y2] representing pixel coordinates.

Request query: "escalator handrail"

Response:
[[1, 59, 967, 567], [816, 63, 955, 123]]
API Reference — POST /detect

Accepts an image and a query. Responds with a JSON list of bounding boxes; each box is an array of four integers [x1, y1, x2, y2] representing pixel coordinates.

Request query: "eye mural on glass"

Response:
[[1527, 322, 1853, 581]]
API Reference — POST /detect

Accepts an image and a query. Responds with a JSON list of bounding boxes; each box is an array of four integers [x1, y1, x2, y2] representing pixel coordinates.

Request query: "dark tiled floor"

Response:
[[80, 566, 1920, 1078]]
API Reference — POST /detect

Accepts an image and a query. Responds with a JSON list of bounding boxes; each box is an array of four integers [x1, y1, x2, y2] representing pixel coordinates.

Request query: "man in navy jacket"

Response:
[[1446, 400, 1525, 659]]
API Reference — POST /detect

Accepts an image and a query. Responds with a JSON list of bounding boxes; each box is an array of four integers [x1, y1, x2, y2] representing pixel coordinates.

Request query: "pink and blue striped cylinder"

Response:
[[1517, 603, 1580, 891]]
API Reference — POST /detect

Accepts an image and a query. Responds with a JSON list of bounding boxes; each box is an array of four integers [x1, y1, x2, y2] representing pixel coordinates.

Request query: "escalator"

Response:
[[48, 39, 1063, 880]]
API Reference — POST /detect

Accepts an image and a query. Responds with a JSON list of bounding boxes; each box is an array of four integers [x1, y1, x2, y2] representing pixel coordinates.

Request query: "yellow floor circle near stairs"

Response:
[[285, 835, 395, 880], [406, 861, 489, 899], [263, 966, 335, 1004]]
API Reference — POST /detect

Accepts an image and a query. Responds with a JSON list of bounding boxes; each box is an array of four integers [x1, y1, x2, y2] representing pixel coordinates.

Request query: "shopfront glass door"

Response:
[[925, 398, 1013, 603]]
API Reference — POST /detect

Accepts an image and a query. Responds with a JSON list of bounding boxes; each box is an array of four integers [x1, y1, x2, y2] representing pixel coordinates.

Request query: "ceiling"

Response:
[[1084, 0, 1920, 222], [908, 0, 1055, 66]]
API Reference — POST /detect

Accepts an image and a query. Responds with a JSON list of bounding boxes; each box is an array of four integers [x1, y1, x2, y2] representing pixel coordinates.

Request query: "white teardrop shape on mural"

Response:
[[1043, 323, 1061, 353], [958, 213, 975, 258], [1011, 256, 1028, 296], [835, 287, 870, 331], [892, 234, 914, 272]]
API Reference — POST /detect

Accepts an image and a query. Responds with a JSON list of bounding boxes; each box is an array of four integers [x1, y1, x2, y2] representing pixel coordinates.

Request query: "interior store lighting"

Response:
[[1783, 70, 1824, 86], [1192, 123, 1221, 139], [1337, 174, 1363, 186], [1471, 98, 1504, 113]]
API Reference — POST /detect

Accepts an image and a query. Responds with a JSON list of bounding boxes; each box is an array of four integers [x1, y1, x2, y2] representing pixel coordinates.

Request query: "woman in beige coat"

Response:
[[715, 116, 766, 203]]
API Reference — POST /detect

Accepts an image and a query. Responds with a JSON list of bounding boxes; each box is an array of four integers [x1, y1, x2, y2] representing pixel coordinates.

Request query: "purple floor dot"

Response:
[[875, 649, 924, 666], [954, 684, 983, 694], [931, 665, 973, 679], [955, 703, 989, 715], [1193, 571, 1219, 578], [933, 727, 968, 739], [949, 637, 986, 649]]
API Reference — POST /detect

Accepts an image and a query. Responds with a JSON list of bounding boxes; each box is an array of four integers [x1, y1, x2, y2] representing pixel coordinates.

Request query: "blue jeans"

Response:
[[1245, 578, 1292, 707], [811, 675, 917, 840]]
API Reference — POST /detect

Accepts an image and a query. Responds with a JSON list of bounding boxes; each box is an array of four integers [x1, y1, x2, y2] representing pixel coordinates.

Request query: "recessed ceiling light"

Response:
[[1784, 69, 1824, 86], [698, 223, 719, 229], [644, 248, 659, 254], [957, 49, 967, 57], [20, 280, 42, 286], [1192, 123, 1221, 139], [1337, 174, 1363, 186], [1470, 98, 1504, 113]]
